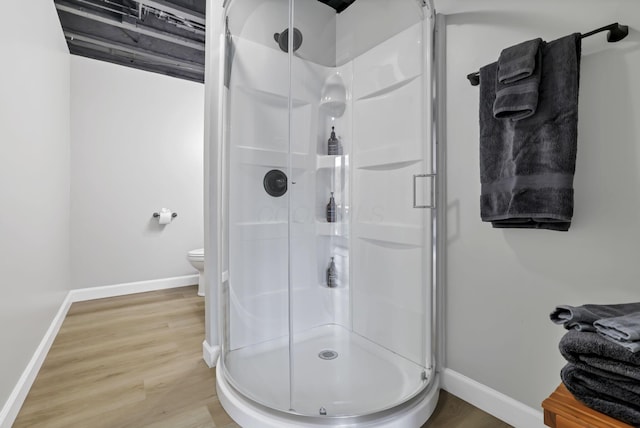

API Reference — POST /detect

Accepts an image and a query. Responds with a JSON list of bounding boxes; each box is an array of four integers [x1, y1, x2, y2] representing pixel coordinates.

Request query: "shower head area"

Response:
[[216, 0, 439, 426], [273, 27, 303, 52]]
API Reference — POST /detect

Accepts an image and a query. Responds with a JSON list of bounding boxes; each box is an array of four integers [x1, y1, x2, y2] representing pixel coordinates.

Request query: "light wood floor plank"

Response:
[[15, 285, 511, 428]]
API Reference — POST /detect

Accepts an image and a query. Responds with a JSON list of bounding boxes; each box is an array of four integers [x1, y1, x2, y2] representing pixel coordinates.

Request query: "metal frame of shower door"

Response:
[[286, 0, 296, 414], [214, 0, 231, 376], [434, 11, 447, 379], [398, 0, 442, 395], [424, 0, 445, 386], [203, 0, 226, 369]]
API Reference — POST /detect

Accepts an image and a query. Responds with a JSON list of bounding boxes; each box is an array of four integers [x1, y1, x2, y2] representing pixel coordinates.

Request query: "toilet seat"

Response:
[[188, 248, 204, 261]]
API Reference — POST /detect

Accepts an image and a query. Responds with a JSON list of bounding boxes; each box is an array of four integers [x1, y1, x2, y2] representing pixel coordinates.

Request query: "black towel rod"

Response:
[[466, 22, 629, 86]]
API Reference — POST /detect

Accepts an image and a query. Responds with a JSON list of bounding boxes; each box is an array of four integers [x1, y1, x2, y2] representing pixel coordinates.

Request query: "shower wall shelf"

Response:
[[234, 146, 312, 169], [354, 223, 423, 247], [354, 150, 421, 170], [316, 221, 348, 237], [355, 74, 420, 102], [317, 154, 347, 170], [319, 73, 347, 117]]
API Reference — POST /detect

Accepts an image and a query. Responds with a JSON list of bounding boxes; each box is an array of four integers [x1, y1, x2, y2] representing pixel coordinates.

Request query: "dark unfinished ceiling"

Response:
[[55, 0, 206, 82], [54, 0, 356, 83], [317, 0, 356, 13]]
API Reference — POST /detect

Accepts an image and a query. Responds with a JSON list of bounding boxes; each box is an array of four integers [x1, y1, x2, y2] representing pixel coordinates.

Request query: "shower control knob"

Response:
[[263, 170, 288, 197]]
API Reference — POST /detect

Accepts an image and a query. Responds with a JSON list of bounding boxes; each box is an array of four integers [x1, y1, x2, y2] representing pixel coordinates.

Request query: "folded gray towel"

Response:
[[497, 38, 542, 84], [595, 312, 640, 353], [494, 39, 542, 121], [561, 364, 640, 426], [598, 334, 640, 353], [479, 34, 581, 231], [596, 311, 640, 342], [559, 331, 640, 383], [551, 303, 640, 332]]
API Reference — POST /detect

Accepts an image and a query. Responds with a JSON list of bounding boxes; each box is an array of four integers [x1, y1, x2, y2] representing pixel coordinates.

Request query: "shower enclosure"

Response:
[[214, 0, 441, 426]]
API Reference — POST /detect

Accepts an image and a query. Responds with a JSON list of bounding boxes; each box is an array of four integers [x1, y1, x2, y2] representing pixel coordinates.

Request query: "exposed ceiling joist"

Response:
[[65, 30, 205, 74], [55, 0, 206, 82], [69, 44, 203, 81], [56, 3, 204, 51], [137, 0, 205, 26]]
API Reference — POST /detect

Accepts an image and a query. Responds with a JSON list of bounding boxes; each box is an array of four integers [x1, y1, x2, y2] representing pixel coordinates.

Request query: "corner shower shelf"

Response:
[[316, 221, 349, 237], [316, 154, 348, 170], [353, 222, 423, 247]]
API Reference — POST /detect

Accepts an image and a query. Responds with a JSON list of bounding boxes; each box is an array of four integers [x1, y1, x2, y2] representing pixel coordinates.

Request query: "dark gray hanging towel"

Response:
[[493, 38, 542, 121], [479, 34, 581, 231], [497, 38, 542, 83]]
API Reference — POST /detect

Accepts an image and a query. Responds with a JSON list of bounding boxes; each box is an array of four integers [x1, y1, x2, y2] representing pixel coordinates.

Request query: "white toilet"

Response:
[[187, 248, 205, 296]]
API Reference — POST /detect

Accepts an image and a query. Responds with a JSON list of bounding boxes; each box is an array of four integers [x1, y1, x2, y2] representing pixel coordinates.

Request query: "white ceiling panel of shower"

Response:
[[226, 0, 424, 67]]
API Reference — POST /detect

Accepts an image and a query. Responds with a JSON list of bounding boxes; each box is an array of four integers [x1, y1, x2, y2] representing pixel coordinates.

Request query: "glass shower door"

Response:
[[287, 0, 432, 418], [222, 0, 294, 413], [287, 0, 352, 416], [222, 0, 433, 419]]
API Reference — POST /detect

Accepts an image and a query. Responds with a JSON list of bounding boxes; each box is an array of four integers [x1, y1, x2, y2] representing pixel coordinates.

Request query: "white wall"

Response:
[[0, 0, 70, 414], [70, 57, 204, 288], [441, 0, 640, 411]]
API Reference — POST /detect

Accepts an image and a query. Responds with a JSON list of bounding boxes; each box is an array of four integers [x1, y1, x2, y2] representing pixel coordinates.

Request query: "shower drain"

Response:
[[318, 349, 338, 360]]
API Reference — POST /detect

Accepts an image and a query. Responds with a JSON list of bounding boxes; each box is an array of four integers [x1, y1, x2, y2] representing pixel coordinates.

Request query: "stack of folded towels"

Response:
[[550, 303, 640, 425]]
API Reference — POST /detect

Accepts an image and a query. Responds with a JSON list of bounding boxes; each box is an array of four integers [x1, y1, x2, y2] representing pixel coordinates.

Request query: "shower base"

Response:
[[217, 324, 439, 427]]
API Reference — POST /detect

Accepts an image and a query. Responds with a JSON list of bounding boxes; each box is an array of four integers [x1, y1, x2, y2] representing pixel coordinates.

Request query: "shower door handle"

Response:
[[413, 174, 436, 209]]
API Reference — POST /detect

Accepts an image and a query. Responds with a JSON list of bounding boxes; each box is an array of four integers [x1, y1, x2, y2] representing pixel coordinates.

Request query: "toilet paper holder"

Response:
[[153, 212, 178, 218]]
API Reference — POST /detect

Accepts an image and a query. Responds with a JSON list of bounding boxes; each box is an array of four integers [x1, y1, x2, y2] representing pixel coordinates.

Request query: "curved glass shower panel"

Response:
[[221, 0, 434, 419], [288, 0, 432, 417], [221, 0, 295, 413]]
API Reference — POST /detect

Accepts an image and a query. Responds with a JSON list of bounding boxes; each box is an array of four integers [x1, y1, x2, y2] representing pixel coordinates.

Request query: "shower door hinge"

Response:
[[421, 366, 434, 381], [413, 174, 436, 209]]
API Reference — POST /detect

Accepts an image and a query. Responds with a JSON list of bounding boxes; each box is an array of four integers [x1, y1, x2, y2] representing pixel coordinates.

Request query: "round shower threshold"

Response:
[[216, 363, 440, 428]]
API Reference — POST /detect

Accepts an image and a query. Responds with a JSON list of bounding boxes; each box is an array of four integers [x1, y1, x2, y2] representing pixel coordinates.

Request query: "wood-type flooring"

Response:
[[14, 286, 512, 428]]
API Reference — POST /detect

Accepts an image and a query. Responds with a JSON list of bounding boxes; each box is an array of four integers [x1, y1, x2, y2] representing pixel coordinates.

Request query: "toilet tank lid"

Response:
[[188, 248, 204, 257]]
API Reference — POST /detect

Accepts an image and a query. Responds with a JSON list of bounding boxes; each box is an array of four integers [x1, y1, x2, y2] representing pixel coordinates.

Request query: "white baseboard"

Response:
[[441, 368, 544, 428], [69, 274, 199, 302], [0, 274, 199, 428], [203, 341, 220, 368], [0, 294, 73, 428]]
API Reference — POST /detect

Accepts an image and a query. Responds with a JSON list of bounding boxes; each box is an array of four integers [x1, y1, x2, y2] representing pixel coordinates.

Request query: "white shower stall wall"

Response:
[[220, 0, 436, 424], [350, 22, 430, 367]]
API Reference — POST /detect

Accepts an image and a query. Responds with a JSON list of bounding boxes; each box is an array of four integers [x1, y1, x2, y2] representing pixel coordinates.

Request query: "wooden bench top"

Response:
[[542, 383, 633, 428]]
